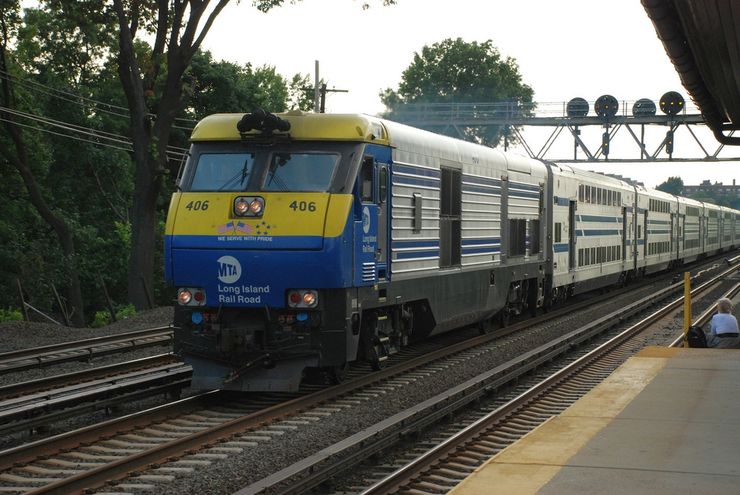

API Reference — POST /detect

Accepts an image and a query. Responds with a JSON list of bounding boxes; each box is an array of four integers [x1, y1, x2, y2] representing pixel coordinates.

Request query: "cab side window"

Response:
[[360, 157, 374, 202]]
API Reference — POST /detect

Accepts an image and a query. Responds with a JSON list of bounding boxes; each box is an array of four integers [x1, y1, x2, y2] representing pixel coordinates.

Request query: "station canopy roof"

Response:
[[642, 0, 740, 144]]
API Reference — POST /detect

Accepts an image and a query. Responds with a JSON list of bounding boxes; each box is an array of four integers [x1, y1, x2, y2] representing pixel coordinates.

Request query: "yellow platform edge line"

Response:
[[449, 346, 672, 495]]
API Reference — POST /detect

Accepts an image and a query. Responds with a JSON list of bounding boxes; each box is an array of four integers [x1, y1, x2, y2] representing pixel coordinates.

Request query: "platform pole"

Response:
[[683, 271, 691, 347]]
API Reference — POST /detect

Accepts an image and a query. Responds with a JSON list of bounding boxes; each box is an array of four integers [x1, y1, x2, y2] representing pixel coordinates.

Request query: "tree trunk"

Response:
[[126, 155, 162, 310]]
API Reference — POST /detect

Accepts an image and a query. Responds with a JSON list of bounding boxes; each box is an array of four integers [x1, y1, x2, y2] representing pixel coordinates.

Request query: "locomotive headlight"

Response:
[[302, 292, 316, 307], [287, 289, 318, 308], [178, 289, 192, 305], [234, 197, 250, 215], [177, 287, 206, 306], [249, 198, 264, 215], [234, 196, 265, 217]]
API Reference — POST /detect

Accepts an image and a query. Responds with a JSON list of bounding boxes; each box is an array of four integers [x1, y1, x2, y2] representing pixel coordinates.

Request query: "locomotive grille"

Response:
[[362, 262, 376, 282]]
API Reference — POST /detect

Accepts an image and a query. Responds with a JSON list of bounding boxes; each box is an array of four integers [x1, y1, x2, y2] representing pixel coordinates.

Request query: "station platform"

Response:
[[449, 345, 740, 495]]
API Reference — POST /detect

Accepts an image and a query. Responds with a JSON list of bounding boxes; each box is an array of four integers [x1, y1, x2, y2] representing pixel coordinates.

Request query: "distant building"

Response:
[[682, 179, 739, 198]]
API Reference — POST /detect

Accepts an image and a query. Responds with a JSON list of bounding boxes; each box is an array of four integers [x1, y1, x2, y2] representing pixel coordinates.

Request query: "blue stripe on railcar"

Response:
[[462, 237, 501, 246], [510, 182, 540, 192], [462, 237, 501, 256], [392, 162, 441, 179], [578, 215, 620, 223], [392, 175, 440, 188], [577, 229, 621, 236], [463, 175, 502, 187], [395, 250, 439, 260], [463, 184, 502, 195], [554, 243, 569, 253], [509, 190, 540, 200], [462, 246, 501, 255]]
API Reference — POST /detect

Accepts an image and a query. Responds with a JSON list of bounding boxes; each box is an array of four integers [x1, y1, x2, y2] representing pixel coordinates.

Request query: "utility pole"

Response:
[[312, 60, 348, 113], [314, 60, 320, 113], [319, 84, 349, 113]]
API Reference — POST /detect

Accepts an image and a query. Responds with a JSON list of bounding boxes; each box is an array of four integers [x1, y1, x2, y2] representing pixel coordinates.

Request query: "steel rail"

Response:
[[358, 265, 739, 495], [0, 353, 176, 399], [0, 362, 191, 435], [0, 326, 173, 375], [230, 261, 740, 495], [6, 255, 737, 494], [669, 281, 740, 347]]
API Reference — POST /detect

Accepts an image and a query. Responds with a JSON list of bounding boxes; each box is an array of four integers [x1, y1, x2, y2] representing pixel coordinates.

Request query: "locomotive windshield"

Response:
[[183, 141, 357, 193], [263, 152, 337, 191], [190, 152, 256, 191]]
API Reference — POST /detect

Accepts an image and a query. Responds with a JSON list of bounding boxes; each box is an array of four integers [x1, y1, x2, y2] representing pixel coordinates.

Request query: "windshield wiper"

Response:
[[218, 157, 252, 191]]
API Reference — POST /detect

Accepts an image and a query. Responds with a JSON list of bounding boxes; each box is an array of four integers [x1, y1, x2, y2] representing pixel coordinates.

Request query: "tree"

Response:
[[656, 176, 683, 196], [381, 38, 534, 147], [110, 0, 396, 309], [0, 0, 94, 326], [0, 1, 318, 323], [184, 50, 313, 117]]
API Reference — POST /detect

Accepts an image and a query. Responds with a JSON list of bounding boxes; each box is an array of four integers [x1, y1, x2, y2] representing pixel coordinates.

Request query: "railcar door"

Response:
[[568, 200, 576, 270], [643, 210, 648, 259], [622, 207, 628, 268]]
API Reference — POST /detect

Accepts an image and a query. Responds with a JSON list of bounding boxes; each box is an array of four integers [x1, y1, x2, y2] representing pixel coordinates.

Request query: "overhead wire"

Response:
[[0, 106, 187, 162], [0, 105, 189, 153], [0, 67, 198, 126]]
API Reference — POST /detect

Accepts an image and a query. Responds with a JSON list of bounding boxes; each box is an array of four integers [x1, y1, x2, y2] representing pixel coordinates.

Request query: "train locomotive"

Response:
[[164, 110, 739, 391]]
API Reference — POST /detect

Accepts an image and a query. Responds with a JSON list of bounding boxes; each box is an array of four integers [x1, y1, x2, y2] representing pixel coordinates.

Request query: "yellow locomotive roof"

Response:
[[190, 111, 390, 145]]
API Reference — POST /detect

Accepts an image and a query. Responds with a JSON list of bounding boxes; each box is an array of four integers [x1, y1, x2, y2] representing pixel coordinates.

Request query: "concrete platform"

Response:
[[449, 346, 740, 495]]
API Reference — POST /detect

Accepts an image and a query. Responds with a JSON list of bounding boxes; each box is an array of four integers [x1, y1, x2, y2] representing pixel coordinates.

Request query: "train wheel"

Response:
[[499, 310, 511, 328], [369, 338, 390, 371], [328, 363, 349, 384], [478, 317, 494, 335]]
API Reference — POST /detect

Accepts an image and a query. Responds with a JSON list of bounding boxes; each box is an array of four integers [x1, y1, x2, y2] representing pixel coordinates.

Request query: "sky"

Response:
[[200, 0, 738, 189]]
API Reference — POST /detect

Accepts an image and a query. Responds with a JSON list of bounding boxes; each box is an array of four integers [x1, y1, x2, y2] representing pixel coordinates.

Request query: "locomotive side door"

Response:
[[376, 164, 389, 280], [355, 153, 390, 286]]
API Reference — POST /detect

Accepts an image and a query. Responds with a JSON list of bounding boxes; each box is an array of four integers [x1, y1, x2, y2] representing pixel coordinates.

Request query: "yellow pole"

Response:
[[683, 271, 691, 347]]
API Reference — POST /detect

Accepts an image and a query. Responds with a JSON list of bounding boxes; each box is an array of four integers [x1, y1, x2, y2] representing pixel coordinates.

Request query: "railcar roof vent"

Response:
[[237, 109, 291, 141]]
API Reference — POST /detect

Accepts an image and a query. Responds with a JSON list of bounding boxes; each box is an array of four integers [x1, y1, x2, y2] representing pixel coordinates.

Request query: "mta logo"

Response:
[[362, 206, 371, 234], [217, 255, 242, 284]]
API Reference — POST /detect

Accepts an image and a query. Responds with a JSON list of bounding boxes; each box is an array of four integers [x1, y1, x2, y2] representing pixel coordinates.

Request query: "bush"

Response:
[[0, 307, 23, 322], [90, 304, 137, 328]]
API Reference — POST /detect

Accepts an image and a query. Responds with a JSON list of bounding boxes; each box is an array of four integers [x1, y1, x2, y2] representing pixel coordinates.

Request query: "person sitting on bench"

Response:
[[707, 298, 740, 349]]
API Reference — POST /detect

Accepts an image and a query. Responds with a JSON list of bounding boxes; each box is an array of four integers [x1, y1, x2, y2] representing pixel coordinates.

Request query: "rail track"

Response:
[[348, 272, 740, 494], [0, 254, 736, 494], [0, 327, 173, 376], [0, 354, 190, 437]]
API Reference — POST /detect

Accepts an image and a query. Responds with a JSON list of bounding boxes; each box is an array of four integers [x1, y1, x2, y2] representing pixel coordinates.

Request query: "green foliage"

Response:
[[1, 0, 395, 322], [656, 176, 684, 195], [252, 0, 396, 13], [381, 38, 534, 147], [90, 304, 137, 328], [0, 307, 23, 322], [182, 50, 313, 120]]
